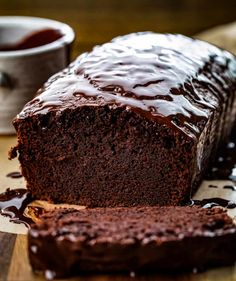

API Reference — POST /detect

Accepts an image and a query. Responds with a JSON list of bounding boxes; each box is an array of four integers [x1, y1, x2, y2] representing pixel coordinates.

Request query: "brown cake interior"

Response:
[[13, 106, 197, 206], [28, 206, 236, 278]]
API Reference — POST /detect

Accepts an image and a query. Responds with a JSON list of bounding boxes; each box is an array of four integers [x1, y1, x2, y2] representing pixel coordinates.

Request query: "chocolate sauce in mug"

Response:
[[0, 28, 63, 51]]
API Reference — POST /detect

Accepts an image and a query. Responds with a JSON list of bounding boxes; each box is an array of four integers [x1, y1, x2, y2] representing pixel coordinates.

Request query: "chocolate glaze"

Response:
[[0, 188, 34, 227], [190, 198, 236, 209], [6, 171, 23, 179], [17, 32, 236, 140], [0, 28, 63, 51]]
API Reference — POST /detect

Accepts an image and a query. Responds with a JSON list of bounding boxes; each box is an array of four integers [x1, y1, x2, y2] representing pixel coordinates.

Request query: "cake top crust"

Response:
[[30, 206, 236, 245], [17, 32, 236, 138]]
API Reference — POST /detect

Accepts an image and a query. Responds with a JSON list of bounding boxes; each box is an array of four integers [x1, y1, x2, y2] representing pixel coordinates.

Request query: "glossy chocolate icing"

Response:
[[17, 32, 236, 139]]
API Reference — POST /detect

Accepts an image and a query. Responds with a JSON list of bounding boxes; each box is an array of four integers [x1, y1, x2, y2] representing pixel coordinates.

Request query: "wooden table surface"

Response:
[[1, 1, 236, 280]]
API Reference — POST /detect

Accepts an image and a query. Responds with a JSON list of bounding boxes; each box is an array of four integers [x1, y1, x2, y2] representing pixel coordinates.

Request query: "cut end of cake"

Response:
[[28, 206, 236, 279]]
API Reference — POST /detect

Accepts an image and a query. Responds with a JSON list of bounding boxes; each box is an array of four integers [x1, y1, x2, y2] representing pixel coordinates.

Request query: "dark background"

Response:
[[0, 0, 235, 58]]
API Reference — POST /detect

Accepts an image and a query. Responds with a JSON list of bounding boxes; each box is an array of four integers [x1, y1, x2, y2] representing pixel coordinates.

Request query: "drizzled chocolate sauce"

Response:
[[223, 185, 236, 191], [0, 188, 34, 227], [190, 198, 236, 209], [208, 184, 218, 188], [192, 130, 236, 206], [206, 127, 236, 181], [0, 28, 63, 51], [6, 171, 22, 179]]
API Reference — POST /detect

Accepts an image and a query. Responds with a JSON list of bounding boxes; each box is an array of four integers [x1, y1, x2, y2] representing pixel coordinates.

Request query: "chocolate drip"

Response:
[[206, 127, 236, 181], [208, 184, 218, 188], [6, 171, 23, 179], [190, 198, 236, 209], [223, 185, 236, 191], [17, 32, 236, 140], [0, 28, 63, 51], [0, 188, 34, 227]]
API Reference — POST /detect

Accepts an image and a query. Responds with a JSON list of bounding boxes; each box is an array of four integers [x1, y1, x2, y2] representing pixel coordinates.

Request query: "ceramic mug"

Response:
[[0, 16, 75, 134]]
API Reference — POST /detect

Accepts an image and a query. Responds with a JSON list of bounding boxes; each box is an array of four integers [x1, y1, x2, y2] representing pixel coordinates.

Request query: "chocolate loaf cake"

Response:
[[10, 32, 236, 207], [28, 206, 236, 278]]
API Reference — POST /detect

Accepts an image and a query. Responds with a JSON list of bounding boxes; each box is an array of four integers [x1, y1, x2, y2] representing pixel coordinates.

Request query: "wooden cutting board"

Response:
[[1, 22, 236, 281]]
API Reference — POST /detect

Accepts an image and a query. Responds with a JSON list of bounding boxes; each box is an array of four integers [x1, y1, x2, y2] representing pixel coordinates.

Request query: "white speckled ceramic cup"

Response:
[[0, 16, 75, 134]]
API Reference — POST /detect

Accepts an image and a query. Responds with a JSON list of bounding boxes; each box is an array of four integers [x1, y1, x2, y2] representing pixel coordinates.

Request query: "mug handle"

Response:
[[0, 71, 12, 88]]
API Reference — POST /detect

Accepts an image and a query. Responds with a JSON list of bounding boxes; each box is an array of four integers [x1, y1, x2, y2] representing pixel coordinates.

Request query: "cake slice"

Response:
[[28, 206, 236, 278], [10, 32, 236, 207]]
